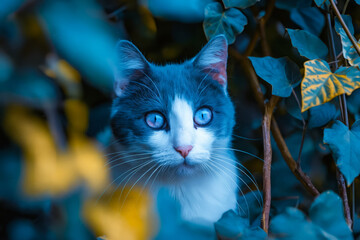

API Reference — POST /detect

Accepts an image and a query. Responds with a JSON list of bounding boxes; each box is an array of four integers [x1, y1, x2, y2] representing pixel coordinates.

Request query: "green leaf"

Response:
[[222, 0, 260, 9], [215, 210, 267, 240], [290, 7, 325, 36], [287, 29, 328, 59], [310, 191, 353, 240], [334, 16, 360, 67], [323, 120, 360, 184], [301, 59, 360, 112], [203, 2, 247, 44], [248, 56, 301, 97], [270, 191, 353, 240]]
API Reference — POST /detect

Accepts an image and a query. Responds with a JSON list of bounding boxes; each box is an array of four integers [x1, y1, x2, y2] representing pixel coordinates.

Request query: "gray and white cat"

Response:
[[109, 35, 238, 225]]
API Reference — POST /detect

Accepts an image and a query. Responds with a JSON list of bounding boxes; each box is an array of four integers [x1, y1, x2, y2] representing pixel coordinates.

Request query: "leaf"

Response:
[[287, 29, 328, 59], [222, 0, 260, 9], [290, 7, 325, 36], [313, 0, 330, 8], [309, 191, 353, 240], [3, 106, 108, 196], [301, 59, 360, 112], [203, 2, 247, 44], [270, 191, 352, 240], [275, 0, 312, 11], [0, 51, 13, 82], [323, 120, 360, 184], [334, 16, 360, 67], [0, 0, 24, 19], [215, 210, 267, 240], [38, 0, 117, 93], [248, 56, 301, 97], [83, 188, 155, 240]]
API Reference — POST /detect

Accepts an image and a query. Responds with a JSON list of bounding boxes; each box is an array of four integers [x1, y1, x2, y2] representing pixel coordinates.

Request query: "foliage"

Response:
[[1, 0, 360, 239]]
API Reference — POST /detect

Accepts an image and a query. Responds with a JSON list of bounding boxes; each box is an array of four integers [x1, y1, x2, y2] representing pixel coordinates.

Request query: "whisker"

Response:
[[213, 147, 263, 162]]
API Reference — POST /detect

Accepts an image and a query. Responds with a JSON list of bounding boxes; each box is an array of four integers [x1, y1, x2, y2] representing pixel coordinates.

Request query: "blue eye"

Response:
[[194, 107, 213, 126], [145, 112, 165, 129]]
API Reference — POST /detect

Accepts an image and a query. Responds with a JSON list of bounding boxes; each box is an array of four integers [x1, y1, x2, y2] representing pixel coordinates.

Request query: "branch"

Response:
[[329, 0, 360, 56], [261, 96, 279, 233]]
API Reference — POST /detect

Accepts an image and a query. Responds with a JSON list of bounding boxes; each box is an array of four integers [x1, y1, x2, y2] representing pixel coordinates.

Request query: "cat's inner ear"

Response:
[[114, 40, 149, 97], [193, 35, 228, 89]]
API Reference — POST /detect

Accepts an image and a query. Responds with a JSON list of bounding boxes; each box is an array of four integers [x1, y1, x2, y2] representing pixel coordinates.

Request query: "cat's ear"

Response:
[[193, 35, 228, 89], [114, 40, 149, 97]]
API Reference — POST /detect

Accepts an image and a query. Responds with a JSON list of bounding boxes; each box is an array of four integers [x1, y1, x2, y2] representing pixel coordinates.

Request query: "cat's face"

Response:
[[110, 36, 235, 181]]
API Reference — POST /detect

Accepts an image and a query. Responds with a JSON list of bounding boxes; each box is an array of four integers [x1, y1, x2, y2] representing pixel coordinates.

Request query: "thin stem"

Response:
[[342, 0, 350, 14], [271, 120, 320, 196], [326, 10, 352, 228], [261, 96, 280, 233], [297, 122, 307, 165]]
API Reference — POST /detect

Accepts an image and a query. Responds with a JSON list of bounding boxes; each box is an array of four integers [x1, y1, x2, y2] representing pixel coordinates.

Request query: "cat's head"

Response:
[[110, 35, 235, 180]]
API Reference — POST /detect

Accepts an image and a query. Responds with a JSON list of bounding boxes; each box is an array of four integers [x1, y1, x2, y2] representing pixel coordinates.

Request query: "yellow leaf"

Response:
[[3, 106, 108, 196], [301, 59, 360, 112], [83, 187, 157, 240], [64, 99, 88, 132]]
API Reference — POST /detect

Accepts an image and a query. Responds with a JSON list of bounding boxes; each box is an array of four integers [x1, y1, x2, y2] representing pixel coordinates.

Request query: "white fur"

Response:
[[148, 97, 238, 224]]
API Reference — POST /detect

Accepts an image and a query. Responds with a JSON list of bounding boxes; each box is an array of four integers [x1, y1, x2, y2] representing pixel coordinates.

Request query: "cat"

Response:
[[109, 35, 239, 225]]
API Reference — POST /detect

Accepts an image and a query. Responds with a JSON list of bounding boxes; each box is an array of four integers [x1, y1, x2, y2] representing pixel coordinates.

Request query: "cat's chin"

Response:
[[175, 162, 198, 176]]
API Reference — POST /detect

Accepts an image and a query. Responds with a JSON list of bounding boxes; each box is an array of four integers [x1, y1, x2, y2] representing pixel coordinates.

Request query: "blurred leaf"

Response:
[[139, 5, 157, 34], [290, 7, 325, 36], [324, 120, 360, 185], [38, 0, 117, 93], [0, 71, 59, 106], [84, 188, 155, 240], [309, 191, 353, 240], [3, 107, 108, 196], [222, 0, 260, 9], [275, 0, 312, 11], [203, 2, 247, 44], [143, 0, 213, 23], [65, 100, 89, 133], [0, 51, 13, 82], [287, 29, 328, 59], [270, 191, 352, 240], [285, 88, 339, 128], [43, 55, 82, 98], [301, 59, 360, 112], [249, 56, 301, 97], [215, 210, 267, 240], [0, 148, 22, 199], [0, 0, 24, 19], [348, 89, 360, 119], [334, 16, 360, 67]]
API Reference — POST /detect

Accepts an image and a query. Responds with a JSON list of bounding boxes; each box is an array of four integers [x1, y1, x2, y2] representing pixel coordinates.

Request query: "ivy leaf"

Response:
[[287, 29, 328, 59], [215, 210, 267, 240], [334, 16, 360, 67], [285, 89, 339, 129], [270, 191, 352, 240], [203, 2, 247, 44], [323, 120, 360, 185], [301, 59, 360, 112], [313, 0, 330, 8], [310, 191, 353, 239], [355, 0, 360, 4], [222, 0, 260, 9], [290, 7, 325, 36], [248, 56, 301, 97]]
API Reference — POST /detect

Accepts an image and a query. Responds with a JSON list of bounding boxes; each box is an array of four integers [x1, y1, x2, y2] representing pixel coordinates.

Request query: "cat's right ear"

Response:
[[114, 40, 149, 97]]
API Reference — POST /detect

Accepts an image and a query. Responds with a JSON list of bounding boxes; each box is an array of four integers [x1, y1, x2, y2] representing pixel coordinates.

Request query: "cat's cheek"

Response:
[[147, 130, 170, 149], [191, 128, 214, 158]]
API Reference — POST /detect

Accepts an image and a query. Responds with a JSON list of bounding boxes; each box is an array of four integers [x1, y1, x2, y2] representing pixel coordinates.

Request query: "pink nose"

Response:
[[174, 145, 193, 158]]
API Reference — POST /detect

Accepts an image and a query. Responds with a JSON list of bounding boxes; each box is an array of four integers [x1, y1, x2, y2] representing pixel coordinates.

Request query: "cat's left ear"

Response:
[[193, 35, 228, 90]]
